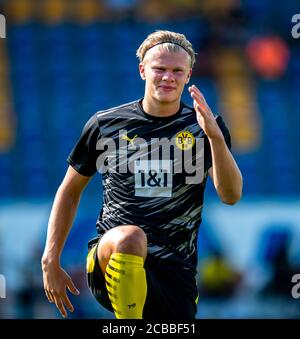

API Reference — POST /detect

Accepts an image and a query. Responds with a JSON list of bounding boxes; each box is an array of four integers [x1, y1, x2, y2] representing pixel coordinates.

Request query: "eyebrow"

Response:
[[151, 64, 186, 71]]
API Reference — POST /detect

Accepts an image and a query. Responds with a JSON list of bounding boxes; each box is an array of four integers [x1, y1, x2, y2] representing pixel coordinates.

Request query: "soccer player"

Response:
[[41, 30, 243, 320]]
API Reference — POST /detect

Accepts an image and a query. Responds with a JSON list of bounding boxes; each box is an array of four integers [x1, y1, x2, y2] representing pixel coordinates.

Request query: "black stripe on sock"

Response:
[[112, 306, 122, 315], [105, 280, 116, 290], [105, 271, 120, 283], [111, 257, 126, 265], [107, 290, 118, 300], [108, 263, 125, 275]]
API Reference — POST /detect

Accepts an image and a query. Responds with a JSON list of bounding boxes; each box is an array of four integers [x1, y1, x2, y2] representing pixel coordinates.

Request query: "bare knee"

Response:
[[97, 225, 147, 273], [115, 225, 147, 258]]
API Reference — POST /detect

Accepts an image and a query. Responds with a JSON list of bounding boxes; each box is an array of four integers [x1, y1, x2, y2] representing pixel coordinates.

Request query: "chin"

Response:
[[155, 94, 178, 103]]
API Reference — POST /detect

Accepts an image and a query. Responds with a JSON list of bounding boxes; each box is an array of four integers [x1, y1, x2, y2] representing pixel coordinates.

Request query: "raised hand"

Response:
[[188, 85, 223, 141]]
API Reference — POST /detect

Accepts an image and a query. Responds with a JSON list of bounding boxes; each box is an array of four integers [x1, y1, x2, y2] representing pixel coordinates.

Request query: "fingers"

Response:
[[189, 85, 212, 116], [192, 95, 208, 117], [67, 279, 80, 296], [53, 293, 68, 318], [45, 289, 53, 303], [42, 267, 78, 318], [61, 293, 74, 314], [45, 285, 76, 317], [189, 85, 208, 106], [193, 98, 207, 115], [51, 290, 75, 318], [188, 85, 206, 102]]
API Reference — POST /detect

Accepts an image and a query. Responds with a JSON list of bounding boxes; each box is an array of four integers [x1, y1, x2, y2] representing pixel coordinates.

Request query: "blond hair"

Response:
[[136, 30, 196, 68]]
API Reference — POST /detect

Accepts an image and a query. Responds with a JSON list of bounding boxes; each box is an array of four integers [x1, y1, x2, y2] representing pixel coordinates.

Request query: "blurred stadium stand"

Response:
[[0, 0, 300, 319], [1, 0, 299, 198]]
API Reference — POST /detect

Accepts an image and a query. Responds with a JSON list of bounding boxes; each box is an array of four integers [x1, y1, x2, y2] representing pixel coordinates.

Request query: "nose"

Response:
[[161, 71, 175, 82]]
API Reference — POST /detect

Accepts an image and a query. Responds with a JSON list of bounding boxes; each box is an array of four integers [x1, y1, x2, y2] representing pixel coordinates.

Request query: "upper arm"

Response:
[[59, 165, 92, 198], [67, 114, 100, 177], [208, 167, 214, 183]]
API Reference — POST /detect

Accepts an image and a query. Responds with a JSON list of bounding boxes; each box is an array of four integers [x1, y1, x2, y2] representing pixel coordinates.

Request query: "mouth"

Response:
[[158, 86, 176, 91]]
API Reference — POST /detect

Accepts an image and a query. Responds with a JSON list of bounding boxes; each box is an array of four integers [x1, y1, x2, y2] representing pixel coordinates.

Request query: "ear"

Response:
[[139, 63, 146, 81], [185, 69, 192, 84]]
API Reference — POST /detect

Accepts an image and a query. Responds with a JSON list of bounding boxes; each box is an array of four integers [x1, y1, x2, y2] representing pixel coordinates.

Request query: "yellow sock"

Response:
[[105, 252, 147, 319]]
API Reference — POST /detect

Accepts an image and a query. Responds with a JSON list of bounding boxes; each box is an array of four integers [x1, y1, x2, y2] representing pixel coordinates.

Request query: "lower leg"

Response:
[[98, 225, 148, 319]]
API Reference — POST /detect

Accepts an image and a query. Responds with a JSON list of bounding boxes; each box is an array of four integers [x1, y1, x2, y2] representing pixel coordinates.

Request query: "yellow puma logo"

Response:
[[122, 134, 138, 146]]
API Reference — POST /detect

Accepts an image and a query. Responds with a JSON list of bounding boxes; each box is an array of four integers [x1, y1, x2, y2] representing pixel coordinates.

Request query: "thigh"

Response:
[[143, 254, 198, 320], [86, 237, 114, 313]]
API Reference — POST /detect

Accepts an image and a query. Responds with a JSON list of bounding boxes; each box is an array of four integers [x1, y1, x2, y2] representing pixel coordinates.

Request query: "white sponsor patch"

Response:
[[134, 160, 173, 197]]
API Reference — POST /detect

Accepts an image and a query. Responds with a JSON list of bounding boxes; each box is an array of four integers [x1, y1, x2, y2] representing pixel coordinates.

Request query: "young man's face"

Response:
[[139, 47, 192, 105]]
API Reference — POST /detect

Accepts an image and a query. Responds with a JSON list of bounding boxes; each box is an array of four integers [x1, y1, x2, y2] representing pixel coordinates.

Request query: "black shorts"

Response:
[[86, 237, 198, 320]]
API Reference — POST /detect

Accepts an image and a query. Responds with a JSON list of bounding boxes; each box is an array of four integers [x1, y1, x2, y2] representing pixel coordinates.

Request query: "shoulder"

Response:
[[82, 100, 139, 133], [181, 102, 194, 115], [80, 112, 100, 137], [95, 100, 139, 120]]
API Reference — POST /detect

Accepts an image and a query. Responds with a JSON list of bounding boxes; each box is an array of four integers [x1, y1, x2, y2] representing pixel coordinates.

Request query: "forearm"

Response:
[[209, 136, 243, 204], [42, 185, 81, 265]]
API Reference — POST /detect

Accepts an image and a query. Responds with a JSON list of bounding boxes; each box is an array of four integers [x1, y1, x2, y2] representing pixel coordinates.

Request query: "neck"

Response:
[[142, 96, 181, 117]]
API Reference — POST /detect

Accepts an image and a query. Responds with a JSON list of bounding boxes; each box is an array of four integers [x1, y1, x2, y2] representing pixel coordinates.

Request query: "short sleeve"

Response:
[[67, 114, 100, 176], [205, 115, 232, 171]]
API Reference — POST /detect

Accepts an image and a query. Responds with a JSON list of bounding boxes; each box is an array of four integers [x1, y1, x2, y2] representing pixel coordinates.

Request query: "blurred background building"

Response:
[[0, 0, 300, 318]]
